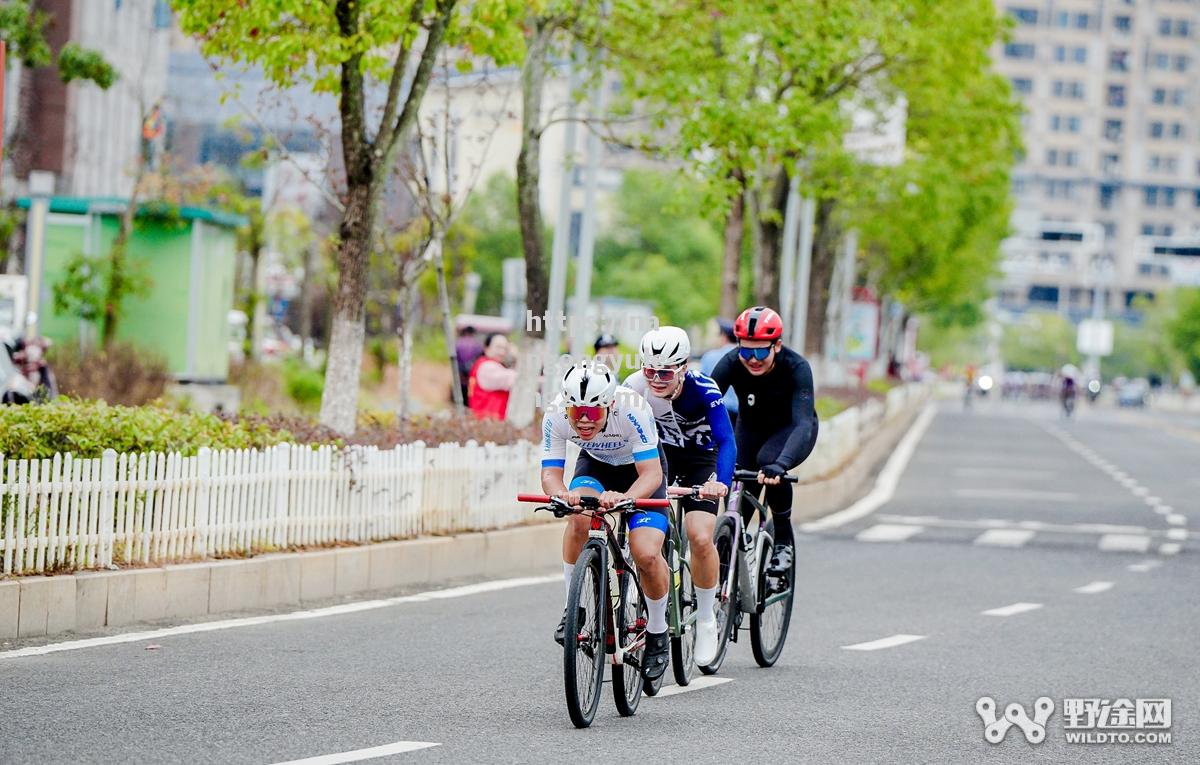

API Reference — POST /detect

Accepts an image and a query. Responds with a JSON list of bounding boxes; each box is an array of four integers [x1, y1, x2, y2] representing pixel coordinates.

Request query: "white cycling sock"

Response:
[[563, 562, 574, 601], [695, 585, 717, 623], [647, 594, 669, 634]]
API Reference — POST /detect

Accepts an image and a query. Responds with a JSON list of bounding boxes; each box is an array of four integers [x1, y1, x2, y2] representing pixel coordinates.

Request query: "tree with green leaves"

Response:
[[1168, 288, 1200, 381], [173, 0, 526, 433]]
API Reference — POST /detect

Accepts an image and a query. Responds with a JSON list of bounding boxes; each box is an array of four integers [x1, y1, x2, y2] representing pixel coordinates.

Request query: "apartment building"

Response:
[[993, 0, 1199, 317]]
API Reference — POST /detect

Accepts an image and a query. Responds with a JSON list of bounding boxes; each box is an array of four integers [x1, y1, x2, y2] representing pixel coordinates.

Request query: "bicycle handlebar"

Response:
[[732, 469, 801, 484], [516, 493, 671, 509]]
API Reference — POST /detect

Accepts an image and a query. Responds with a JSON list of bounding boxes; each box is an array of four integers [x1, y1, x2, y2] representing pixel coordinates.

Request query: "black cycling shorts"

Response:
[[662, 444, 720, 515], [569, 449, 668, 520]]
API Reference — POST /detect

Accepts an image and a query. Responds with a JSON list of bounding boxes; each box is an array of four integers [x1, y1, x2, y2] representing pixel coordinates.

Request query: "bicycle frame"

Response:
[[583, 511, 649, 668], [724, 480, 775, 613], [665, 498, 698, 637]]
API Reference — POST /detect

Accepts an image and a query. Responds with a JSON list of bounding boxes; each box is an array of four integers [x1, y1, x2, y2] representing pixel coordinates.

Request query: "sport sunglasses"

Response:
[[738, 345, 773, 361], [566, 405, 606, 421], [642, 366, 681, 382]]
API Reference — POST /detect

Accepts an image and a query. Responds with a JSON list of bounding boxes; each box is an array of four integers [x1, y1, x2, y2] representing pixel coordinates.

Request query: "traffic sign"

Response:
[[1077, 319, 1113, 356]]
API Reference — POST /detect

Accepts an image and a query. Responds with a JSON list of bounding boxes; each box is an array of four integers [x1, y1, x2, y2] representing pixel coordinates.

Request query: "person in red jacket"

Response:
[[467, 333, 517, 419]]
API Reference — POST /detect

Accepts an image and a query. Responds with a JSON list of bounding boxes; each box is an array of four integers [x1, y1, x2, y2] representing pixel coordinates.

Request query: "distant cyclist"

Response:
[[1060, 372, 1077, 418], [625, 326, 735, 666], [540, 362, 673, 681], [710, 306, 818, 576]]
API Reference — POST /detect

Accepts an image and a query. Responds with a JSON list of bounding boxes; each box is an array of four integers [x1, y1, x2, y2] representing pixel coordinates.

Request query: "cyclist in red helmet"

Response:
[[710, 305, 819, 576]]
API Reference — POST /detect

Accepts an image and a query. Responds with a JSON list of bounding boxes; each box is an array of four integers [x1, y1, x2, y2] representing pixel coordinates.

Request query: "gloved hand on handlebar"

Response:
[[759, 463, 788, 484]]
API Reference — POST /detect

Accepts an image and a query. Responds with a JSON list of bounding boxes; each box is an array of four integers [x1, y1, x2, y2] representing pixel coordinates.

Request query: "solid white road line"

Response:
[[954, 488, 1079, 502], [982, 602, 1043, 617], [652, 676, 733, 698], [1073, 581, 1114, 595], [1166, 514, 1187, 526], [952, 468, 1055, 479], [842, 634, 927, 651], [855, 524, 925, 542], [1098, 534, 1151, 553], [973, 529, 1035, 548], [270, 741, 440, 765], [801, 404, 936, 532], [0, 575, 560, 660], [1128, 560, 1162, 572]]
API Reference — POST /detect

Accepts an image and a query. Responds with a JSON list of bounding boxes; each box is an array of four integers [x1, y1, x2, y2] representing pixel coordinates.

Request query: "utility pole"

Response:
[[543, 47, 583, 406], [24, 171, 55, 337], [570, 65, 605, 357], [791, 197, 815, 355], [777, 168, 801, 345]]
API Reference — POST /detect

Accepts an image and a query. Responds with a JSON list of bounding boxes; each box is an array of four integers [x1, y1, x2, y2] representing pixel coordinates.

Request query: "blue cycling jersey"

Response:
[[624, 370, 736, 485]]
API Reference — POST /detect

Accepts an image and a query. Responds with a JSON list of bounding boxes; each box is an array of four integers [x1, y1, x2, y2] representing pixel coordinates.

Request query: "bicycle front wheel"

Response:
[[670, 542, 697, 687], [611, 570, 646, 716], [750, 526, 794, 668], [699, 515, 738, 675], [564, 546, 606, 728]]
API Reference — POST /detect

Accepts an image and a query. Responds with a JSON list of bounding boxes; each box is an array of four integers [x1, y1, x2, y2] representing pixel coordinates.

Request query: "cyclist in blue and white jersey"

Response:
[[541, 361, 673, 680], [625, 326, 735, 666]]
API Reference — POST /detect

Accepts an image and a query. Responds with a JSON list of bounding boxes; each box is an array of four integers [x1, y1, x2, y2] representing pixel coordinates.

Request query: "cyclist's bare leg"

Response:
[[684, 511, 718, 589], [629, 527, 668, 599]]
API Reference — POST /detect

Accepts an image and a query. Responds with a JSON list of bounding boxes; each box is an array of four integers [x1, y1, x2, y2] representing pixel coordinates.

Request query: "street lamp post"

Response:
[[24, 170, 55, 338]]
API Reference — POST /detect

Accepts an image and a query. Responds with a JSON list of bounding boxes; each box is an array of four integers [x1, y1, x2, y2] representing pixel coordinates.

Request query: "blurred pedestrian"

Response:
[[468, 333, 517, 420], [455, 325, 483, 404], [700, 318, 739, 430], [594, 333, 621, 374]]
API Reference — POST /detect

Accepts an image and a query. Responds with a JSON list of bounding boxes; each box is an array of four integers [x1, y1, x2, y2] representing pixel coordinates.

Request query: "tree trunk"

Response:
[[719, 171, 746, 318], [806, 198, 840, 357], [758, 166, 789, 308], [396, 280, 417, 419], [319, 181, 376, 434], [430, 236, 464, 409], [101, 159, 146, 348], [298, 240, 316, 357], [516, 19, 552, 338]]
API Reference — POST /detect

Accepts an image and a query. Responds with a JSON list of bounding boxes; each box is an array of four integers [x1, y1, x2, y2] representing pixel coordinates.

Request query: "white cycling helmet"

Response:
[[561, 361, 619, 407], [640, 326, 691, 368]]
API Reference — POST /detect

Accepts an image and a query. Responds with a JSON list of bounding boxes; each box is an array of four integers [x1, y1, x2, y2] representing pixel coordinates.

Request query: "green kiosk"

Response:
[[17, 196, 243, 383]]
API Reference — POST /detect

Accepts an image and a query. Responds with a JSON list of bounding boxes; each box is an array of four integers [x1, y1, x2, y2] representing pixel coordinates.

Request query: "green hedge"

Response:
[[0, 399, 291, 460]]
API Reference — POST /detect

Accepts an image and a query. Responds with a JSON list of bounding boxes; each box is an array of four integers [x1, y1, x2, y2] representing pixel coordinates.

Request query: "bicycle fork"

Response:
[[603, 526, 645, 667]]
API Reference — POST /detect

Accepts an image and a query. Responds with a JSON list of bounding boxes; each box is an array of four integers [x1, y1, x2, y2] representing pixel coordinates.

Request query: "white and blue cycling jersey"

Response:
[[540, 386, 660, 468], [624, 370, 736, 485]]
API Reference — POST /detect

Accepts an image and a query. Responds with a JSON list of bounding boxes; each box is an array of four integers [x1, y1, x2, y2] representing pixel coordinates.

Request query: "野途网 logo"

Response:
[[977, 697, 1054, 744]]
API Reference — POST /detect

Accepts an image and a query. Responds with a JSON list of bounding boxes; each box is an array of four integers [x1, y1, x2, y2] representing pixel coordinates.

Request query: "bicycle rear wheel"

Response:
[[564, 546, 606, 728], [699, 515, 738, 675], [750, 524, 794, 668], [670, 542, 697, 687], [611, 570, 646, 716]]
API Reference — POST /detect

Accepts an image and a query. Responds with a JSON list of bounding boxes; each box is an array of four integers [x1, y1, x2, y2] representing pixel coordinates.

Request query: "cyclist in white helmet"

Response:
[[541, 360, 673, 681], [625, 326, 735, 666]]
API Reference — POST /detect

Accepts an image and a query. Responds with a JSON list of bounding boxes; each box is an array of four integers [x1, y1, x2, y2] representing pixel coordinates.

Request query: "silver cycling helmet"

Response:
[[561, 361, 619, 407], [639, 325, 691, 368]]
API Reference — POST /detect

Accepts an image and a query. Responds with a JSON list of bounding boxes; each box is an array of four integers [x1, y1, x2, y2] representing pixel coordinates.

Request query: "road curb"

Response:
[[1, 399, 925, 642]]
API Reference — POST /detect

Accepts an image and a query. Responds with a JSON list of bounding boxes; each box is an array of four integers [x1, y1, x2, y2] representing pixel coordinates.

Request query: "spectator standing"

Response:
[[700, 319, 739, 430], [594, 333, 621, 374], [455, 326, 483, 404], [468, 334, 518, 420]]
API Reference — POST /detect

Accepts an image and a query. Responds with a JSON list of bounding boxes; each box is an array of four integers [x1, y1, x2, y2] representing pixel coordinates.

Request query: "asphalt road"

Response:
[[2, 398, 1196, 764]]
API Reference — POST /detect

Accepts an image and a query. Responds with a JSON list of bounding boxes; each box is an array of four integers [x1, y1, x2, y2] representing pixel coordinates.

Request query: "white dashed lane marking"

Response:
[[1073, 581, 1114, 595], [954, 488, 1079, 502], [842, 634, 927, 651], [651, 676, 733, 697], [1128, 560, 1162, 572], [982, 602, 1043, 617], [973, 529, 1035, 548], [1166, 514, 1187, 526], [1098, 534, 1151, 553], [855, 524, 925, 542], [1160, 543, 1183, 556], [269, 741, 440, 764]]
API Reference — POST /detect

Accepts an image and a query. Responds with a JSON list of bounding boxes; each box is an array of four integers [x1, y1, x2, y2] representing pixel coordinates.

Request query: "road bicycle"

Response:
[[660, 481, 701, 689], [670, 469, 799, 673], [517, 492, 671, 728]]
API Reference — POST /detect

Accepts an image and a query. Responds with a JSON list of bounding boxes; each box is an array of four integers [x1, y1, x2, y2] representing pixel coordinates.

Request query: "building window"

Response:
[[1102, 154, 1120, 174], [1055, 11, 1070, 28], [1102, 222, 1118, 239], [1054, 45, 1066, 63], [1074, 13, 1091, 29], [1195, 190, 1200, 207], [1145, 186, 1177, 208], [1008, 7, 1039, 25], [1046, 149, 1059, 165], [1170, 123, 1185, 139], [1152, 52, 1170, 70], [1114, 16, 1132, 33], [1175, 55, 1190, 72], [1073, 47, 1087, 64], [1049, 115, 1061, 131], [1176, 20, 1191, 37], [1172, 89, 1186, 107], [1159, 18, 1174, 35], [1064, 151, 1079, 167], [1153, 88, 1167, 105], [1005, 43, 1036, 60], [1054, 80, 1085, 99], [1107, 85, 1126, 107], [1104, 120, 1122, 141], [1149, 121, 1164, 139], [1142, 224, 1155, 236], [1067, 116, 1081, 133], [1011, 77, 1033, 95], [1100, 185, 1119, 209], [1109, 50, 1129, 71]]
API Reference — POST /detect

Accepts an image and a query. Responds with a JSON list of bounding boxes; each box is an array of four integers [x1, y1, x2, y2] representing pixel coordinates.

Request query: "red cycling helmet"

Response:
[[733, 306, 783, 341]]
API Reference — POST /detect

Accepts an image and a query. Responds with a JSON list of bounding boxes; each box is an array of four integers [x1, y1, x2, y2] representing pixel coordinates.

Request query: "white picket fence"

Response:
[[0, 383, 929, 576], [0, 441, 542, 576]]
